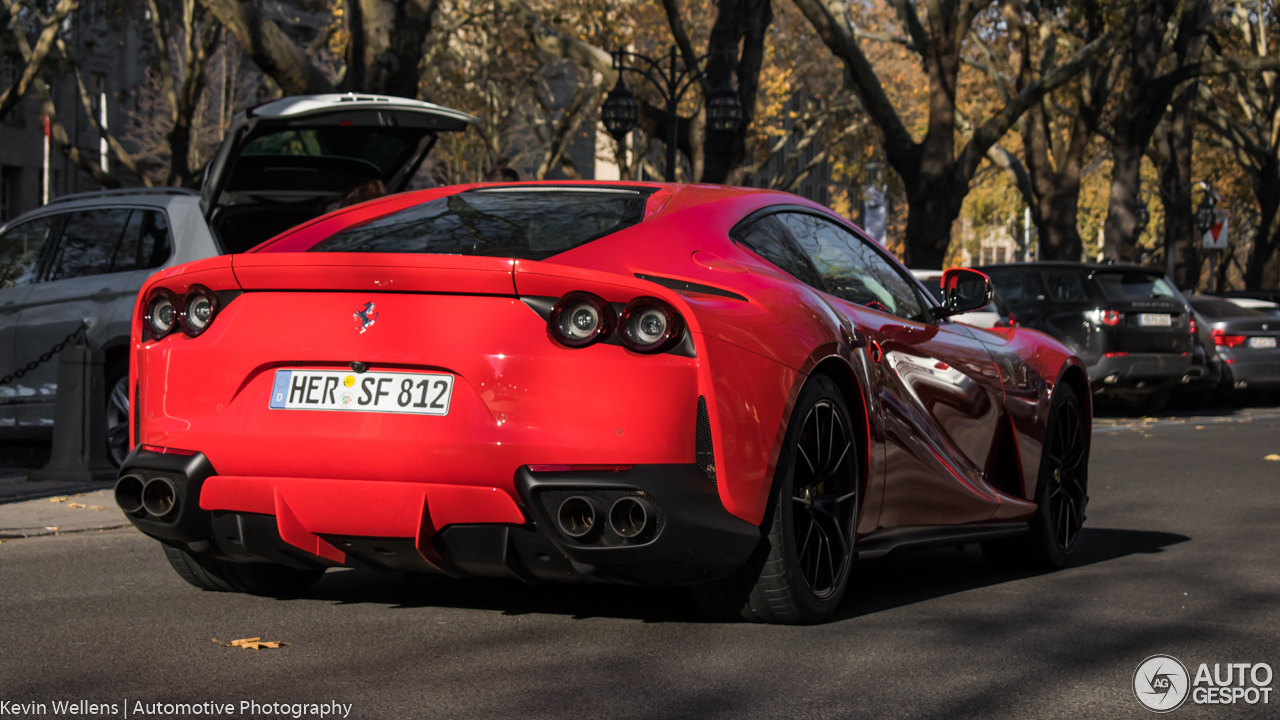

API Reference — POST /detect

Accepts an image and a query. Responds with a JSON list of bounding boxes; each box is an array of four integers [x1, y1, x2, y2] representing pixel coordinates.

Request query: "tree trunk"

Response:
[[1037, 181, 1084, 261], [1157, 82, 1198, 288], [1102, 141, 1147, 261], [700, 0, 772, 184], [1244, 165, 1280, 290], [901, 173, 965, 268], [198, 0, 335, 95]]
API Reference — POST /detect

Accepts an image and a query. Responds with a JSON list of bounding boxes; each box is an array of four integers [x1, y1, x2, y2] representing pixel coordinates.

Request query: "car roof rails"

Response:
[[44, 187, 199, 207]]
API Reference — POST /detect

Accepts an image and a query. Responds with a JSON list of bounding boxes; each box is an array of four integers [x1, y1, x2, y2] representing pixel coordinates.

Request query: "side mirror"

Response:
[[936, 268, 993, 319]]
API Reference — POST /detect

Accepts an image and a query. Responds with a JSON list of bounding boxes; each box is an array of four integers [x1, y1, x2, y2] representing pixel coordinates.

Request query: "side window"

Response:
[[0, 215, 57, 288], [732, 213, 824, 289], [778, 212, 925, 320], [112, 210, 172, 273], [47, 208, 134, 281], [986, 269, 1025, 302], [1040, 269, 1088, 302]]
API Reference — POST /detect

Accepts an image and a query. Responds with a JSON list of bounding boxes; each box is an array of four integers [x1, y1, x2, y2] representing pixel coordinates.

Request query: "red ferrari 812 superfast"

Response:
[[116, 182, 1091, 624]]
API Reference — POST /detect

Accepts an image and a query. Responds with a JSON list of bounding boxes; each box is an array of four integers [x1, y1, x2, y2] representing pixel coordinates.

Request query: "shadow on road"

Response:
[[283, 526, 1187, 624], [835, 527, 1188, 621]]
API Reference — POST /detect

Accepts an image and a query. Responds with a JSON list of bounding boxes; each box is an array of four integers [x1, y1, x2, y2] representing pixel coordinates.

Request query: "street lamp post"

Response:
[[1195, 183, 1219, 292], [600, 46, 742, 182]]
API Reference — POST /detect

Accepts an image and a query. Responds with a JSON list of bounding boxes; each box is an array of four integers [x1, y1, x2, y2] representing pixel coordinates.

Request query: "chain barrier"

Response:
[[0, 323, 88, 387]]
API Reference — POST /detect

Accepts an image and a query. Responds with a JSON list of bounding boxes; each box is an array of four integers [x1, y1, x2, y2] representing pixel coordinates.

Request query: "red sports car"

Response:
[[115, 182, 1091, 624]]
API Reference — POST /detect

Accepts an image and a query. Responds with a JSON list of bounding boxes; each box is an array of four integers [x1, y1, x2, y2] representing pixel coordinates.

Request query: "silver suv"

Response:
[[0, 94, 475, 465]]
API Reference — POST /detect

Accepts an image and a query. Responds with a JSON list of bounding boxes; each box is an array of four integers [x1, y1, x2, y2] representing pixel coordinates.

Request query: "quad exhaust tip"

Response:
[[141, 477, 179, 517], [556, 496, 601, 539], [608, 496, 654, 539], [114, 474, 145, 514]]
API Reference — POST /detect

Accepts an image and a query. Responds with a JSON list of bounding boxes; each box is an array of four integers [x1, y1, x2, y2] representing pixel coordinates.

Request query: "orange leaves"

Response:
[[213, 637, 290, 650]]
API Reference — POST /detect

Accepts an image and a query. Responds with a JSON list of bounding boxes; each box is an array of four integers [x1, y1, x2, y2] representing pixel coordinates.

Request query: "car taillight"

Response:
[[144, 289, 178, 339], [549, 292, 616, 348], [1213, 329, 1246, 347], [180, 285, 220, 337], [1189, 316, 1197, 335], [1100, 310, 1122, 326], [619, 297, 685, 353]]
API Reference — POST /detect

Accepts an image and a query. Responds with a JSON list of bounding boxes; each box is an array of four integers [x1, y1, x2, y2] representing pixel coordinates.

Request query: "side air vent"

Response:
[[696, 396, 716, 484]]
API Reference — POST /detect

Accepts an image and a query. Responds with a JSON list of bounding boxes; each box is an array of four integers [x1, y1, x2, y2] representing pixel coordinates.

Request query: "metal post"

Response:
[[30, 335, 115, 482], [1208, 250, 1218, 293]]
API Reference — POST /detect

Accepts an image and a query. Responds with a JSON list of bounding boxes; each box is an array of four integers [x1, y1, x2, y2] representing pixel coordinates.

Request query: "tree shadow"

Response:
[[834, 527, 1188, 621], [285, 526, 1187, 624]]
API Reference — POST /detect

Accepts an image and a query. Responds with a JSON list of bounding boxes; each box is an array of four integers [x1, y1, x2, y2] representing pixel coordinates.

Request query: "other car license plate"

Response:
[[268, 369, 453, 416], [1248, 336, 1277, 349], [1138, 313, 1171, 327]]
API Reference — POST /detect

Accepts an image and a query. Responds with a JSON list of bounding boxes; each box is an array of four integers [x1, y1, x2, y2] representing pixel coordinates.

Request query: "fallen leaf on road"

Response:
[[89, 505, 106, 510], [1265, 454, 1280, 461], [67, 503, 86, 509], [213, 637, 289, 650], [47, 497, 69, 503]]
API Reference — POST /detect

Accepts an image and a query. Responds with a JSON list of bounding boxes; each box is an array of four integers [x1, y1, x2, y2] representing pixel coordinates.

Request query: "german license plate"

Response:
[[1248, 336, 1277, 349], [1138, 313, 1171, 327], [269, 369, 453, 416]]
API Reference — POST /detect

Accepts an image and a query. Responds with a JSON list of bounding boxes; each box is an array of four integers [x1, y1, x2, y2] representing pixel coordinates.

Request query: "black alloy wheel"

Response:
[[691, 375, 859, 624], [106, 362, 131, 467], [984, 385, 1089, 569], [1044, 391, 1087, 553], [791, 397, 858, 599]]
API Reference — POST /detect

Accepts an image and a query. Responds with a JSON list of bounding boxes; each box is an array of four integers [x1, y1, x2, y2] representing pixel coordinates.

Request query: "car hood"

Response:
[[201, 93, 477, 254]]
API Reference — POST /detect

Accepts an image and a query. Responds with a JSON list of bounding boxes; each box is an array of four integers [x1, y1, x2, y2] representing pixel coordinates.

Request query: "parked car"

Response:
[[910, 269, 1012, 328], [979, 262, 1194, 413], [117, 184, 1093, 624], [1186, 295, 1280, 392], [0, 94, 475, 465]]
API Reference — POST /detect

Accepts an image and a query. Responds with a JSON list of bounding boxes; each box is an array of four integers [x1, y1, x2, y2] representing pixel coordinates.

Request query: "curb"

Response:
[[0, 524, 132, 539]]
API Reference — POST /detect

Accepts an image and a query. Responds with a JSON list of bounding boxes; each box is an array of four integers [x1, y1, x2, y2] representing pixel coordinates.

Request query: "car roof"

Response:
[[0, 187, 201, 232], [978, 261, 1165, 273]]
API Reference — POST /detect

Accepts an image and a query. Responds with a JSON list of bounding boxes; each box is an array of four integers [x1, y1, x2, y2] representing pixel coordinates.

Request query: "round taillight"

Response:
[[1101, 310, 1122, 326], [619, 297, 684, 353], [145, 289, 178, 339], [181, 285, 219, 337], [549, 292, 616, 348]]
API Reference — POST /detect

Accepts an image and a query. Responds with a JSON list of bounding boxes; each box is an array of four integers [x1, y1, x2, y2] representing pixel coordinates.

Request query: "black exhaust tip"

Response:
[[142, 477, 178, 517], [557, 496, 601, 539], [609, 496, 654, 539], [114, 474, 145, 514]]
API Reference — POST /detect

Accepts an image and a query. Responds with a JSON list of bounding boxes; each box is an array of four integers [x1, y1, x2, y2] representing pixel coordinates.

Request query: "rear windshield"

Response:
[[1190, 298, 1273, 318], [309, 188, 647, 260], [241, 128, 418, 176], [1093, 271, 1176, 300]]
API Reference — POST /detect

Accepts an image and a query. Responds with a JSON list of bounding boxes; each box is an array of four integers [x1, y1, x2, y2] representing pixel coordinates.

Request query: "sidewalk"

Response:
[[0, 473, 129, 539]]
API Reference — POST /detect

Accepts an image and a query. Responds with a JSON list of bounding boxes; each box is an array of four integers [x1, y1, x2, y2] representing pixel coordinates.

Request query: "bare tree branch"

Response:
[[196, 0, 334, 95], [0, 0, 79, 121]]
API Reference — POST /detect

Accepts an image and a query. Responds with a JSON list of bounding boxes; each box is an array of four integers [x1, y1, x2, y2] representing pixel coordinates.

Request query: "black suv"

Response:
[[979, 262, 1195, 411]]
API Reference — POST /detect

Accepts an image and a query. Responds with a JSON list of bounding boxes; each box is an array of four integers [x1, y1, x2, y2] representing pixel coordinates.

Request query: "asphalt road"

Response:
[[1, 409, 1277, 720]]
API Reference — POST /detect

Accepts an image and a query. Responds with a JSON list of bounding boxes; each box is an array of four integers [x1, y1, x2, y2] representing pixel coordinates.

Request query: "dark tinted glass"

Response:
[[112, 210, 172, 272], [310, 188, 647, 260], [242, 128, 415, 175], [47, 209, 133, 281], [985, 269, 1026, 302], [779, 212, 924, 320], [733, 214, 824, 288], [1093, 271, 1176, 300], [1189, 298, 1272, 318], [1040, 269, 1089, 302], [0, 216, 56, 288]]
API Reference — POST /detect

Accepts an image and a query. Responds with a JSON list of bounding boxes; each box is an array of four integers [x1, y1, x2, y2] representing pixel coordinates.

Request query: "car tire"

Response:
[[105, 361, 131, 468], [691, 375, 860, 624], [162, 545, 325, 596], [983, 385, 1089, 569]]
